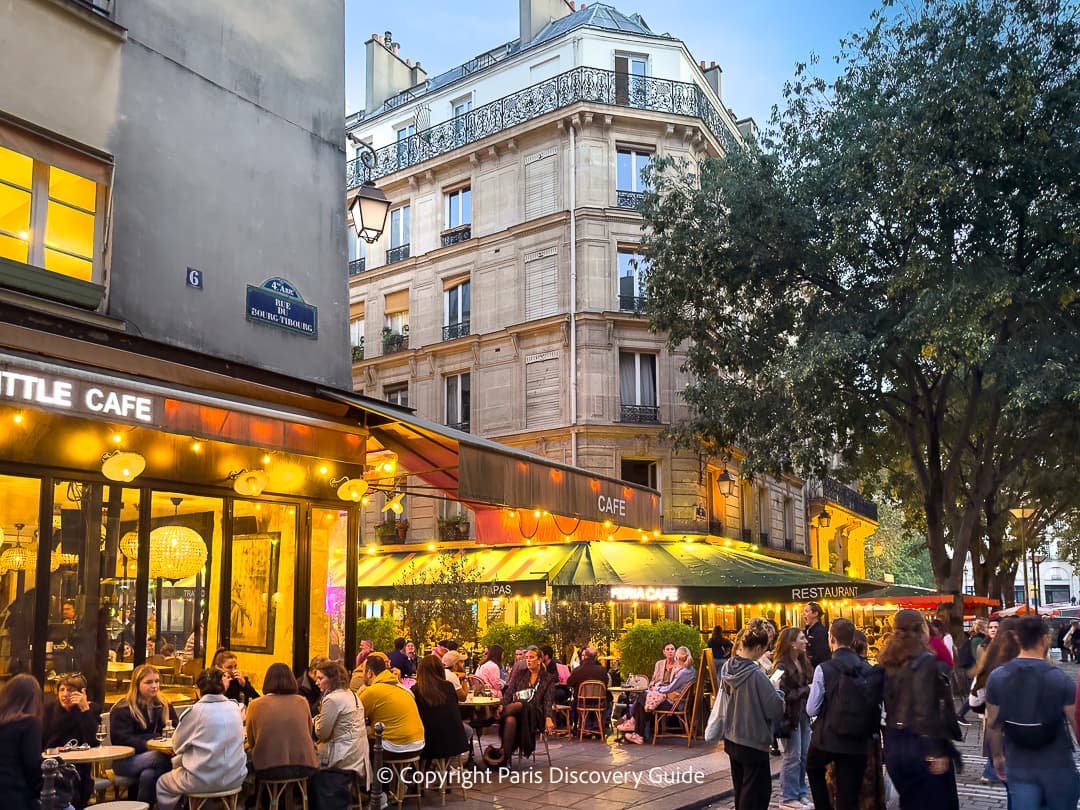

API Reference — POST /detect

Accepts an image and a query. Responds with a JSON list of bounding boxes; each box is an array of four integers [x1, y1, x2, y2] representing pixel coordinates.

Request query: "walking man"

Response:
[[806, 618, 883, 810], [986, 615, 1079, 810]]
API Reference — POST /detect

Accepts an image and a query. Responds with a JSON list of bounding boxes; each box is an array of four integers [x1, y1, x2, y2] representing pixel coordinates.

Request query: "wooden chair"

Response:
[[651, 682, 695, 747], [514, 727, 552, 767], [186, 788, 241, 810], [575, 680, 607, 741], [466, 675, 490, 696], [256, 776, 309, 810], [381, 754, 422, 810], [424, 754, 467, 805]]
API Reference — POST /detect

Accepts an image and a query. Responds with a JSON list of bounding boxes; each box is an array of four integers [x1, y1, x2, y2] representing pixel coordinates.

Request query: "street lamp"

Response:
[[817, 508, 832, 528], [1010, 506, 1035, 609], [347, 139, 390, 243], [716, 468, 737, 498], [1033, 549, 1047, 610]]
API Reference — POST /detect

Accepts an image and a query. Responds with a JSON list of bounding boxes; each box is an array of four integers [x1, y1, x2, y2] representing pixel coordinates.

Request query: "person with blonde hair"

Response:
[[619, 645, 696, 744], [109, 664, 178, 805]]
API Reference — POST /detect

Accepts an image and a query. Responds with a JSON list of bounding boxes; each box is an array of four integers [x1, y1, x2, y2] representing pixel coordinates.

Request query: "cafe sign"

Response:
[[611, 586, 680, 602], [0, 369, 159, 424]]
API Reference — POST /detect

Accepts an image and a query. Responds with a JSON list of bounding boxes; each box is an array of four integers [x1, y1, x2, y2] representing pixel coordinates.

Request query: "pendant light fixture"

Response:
[[148, 497, 207, 581], [0, 523, 30, 572], [101, 451, 146, 483]]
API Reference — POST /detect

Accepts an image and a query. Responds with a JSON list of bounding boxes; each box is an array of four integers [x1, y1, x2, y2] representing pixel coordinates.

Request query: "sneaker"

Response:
[[979, 777, 999, 785], [957, 718, 971, 726], [801, 798, 814, 809], [770, 745, 783, 757]]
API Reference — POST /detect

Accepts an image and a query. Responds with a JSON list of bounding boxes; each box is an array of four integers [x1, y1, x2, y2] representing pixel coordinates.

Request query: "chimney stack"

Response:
[[365, 33, 427, 114], [519, 0, 574, 46], [703, 62, 722, 100]]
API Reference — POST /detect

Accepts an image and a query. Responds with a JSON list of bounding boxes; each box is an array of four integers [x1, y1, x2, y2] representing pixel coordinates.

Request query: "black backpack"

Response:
[[956, 637, 977, 670], [1000, 664, 1062, 749], [825, 662, 882, 739]]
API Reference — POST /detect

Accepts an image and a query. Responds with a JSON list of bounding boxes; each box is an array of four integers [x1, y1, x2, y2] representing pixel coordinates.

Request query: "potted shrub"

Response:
[[395, 519, 409, 540], [374, 520, 398, 542], [437, 513, 470, 540]]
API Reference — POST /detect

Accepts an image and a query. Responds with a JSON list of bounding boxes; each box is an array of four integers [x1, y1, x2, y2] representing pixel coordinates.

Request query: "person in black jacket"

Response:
[[213, 649, 260, 705], [109, 664, 179, 805], [44, 673, 101, 809], [803, 602, 831, 670], [412, 655, 469, 764], [879, 609, 961, 810], [0, 673, 44, 810], [297, 655, 327, 717], [805, 618, 883, 810]]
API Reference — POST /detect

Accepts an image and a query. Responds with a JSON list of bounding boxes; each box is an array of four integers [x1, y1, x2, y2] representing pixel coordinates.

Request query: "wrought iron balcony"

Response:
[[382, 332, 409, 354], [442, 320, 470, 341], [616, 190, 645, 209], [440, 224, 472, 248], [620, 404, 660, 424], [348, 257, 366, 276], [619, 294, 646, 313], [386, 244, 410, 265], [807, 477, 879, 522], [447, 420, 471, 433], [347, 65, 739, 187]]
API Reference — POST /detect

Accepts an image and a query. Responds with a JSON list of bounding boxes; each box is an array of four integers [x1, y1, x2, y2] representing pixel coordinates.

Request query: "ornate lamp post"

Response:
[[347, 139, 390, 243], [1010, 506, 1035, 609]]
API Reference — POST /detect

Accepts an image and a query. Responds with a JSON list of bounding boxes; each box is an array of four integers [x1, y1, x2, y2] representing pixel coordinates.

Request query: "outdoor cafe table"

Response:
[[608, 685, 646, 738], [459, 696, 499, 768], [42, 744, 135, 764], [146, 738, 174, 754]]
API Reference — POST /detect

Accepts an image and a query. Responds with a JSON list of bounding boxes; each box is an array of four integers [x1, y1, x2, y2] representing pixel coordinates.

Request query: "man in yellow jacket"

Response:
[[359, 654, 425, 754]]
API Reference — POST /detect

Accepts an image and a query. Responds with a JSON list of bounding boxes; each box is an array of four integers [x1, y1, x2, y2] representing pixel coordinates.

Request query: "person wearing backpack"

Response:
[[805, 618, 883, 810], [986, 615, 1079, 810], [879, 609, 961, 810]]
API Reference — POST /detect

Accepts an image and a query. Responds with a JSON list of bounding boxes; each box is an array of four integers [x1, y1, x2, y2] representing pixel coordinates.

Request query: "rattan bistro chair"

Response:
[[575, 681, 607, 740], [651, 682, 695, 747]]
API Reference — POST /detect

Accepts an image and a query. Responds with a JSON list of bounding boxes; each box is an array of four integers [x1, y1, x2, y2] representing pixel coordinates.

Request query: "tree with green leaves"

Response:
[[639, 0, 1080, 617], [863, 499, 934, 588], [545, 586, 616, 662], [393, 553, 480, 647]]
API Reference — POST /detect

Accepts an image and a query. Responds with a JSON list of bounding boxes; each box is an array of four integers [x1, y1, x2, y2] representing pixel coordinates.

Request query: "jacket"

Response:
[[805, 621, 831, 670], [43, 698, 101, 749], [171, 694, 247, 794], [502, 666, 557, 720], [565, 660, 608, 693], [721, 655, 784, 752], [0, 716, 42, 810], [774, 654, 812, 730], [809, 648, 882, 755], [649, 658, 676, 687], [412, 680, 470, 760], [883, 650, 960, 757], [224, 677, 260, 706], [358, 670, 425, 747], [109, 698, 179, 753], [655, 664, 696, 704], [315, 688, 371, 786], [245, 693, 318, 773]]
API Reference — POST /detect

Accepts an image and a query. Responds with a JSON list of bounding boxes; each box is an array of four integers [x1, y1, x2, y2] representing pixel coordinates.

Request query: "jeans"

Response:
[[112, 750, 172, 804], [1006, 766, 1080, 810], [780, 712, 811, 801], [725, 738, 773, 810], [882, 728, 958, 810], [807, 746, 865, 810]]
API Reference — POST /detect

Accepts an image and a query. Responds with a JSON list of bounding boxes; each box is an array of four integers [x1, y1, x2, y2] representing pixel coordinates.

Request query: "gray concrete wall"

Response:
[[109, 0, 350, 387]]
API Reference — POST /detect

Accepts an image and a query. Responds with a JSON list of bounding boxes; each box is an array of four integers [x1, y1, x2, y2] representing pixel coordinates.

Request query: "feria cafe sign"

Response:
[[610, 586, 680, 602], [0, 369, 158, 424]]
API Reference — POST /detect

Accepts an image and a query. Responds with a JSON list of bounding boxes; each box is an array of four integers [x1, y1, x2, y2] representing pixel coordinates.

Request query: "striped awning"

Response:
[[356, 544, 573, 598]]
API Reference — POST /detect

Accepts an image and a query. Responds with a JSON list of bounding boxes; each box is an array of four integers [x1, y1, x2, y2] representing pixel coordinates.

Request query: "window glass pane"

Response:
[[617, 151, 631, 189], [310, 508, 348, 665], [619, 352, 635, 403], [49, 167, 97, 212], [0, 145, 33, 189], [0, 232, 29, 264], [641, 355, 657, 406], [635, 153, 651, 190], [461, 281, 470, 319], [448, 193, 459, 227], [403, 206, 410, 240], [0, 473, 39, 676], [461, 373, 470, 416], [446, 375, 458, 423], [0, 183, 31, 235], [461, 188, 471, 224], [230, 499, 297, 686], [44, 249, 93, 281], [447, 286, 459, 323], [45, 201, 94, 258]]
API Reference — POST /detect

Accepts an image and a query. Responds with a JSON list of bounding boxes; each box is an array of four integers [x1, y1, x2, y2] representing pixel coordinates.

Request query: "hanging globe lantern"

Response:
[[119, 531, 140, 561], [148, 525, 207, 581], [0, 523, 30, 572]]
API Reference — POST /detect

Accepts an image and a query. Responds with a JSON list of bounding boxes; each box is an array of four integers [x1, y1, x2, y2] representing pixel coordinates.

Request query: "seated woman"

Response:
[[313, 661, 370, 802], [0, 674, 44, 810], [411, 655, 470, 766], [474, 645, 504, 699], [213, 648, 261, 705], [156, 668, 247, 810], [618, 645, 696, 744], [44, 673, 101, 809], [245, 663, 318, 780], [109, 664, 178, 805], [649, 642, 678, 687], [484, 646, 555, 767]]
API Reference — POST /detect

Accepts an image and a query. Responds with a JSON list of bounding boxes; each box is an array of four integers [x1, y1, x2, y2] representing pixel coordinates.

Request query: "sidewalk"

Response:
[[398, 731, 782, 810]]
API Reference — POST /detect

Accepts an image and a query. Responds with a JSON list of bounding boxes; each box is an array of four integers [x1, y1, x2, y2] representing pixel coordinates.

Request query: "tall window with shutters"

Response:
[[757, 487, 771, 546], [524, 248, 558, 321], [383, 289, 409, 355], [349, 301, 365, 361], [443, 279, 470, 341], [614, 54, 648, 107], [619, 351, 658, 423], [524, 148, 557, 220]]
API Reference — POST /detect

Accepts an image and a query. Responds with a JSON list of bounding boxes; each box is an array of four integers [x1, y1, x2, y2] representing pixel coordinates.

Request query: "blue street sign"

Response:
[[246, 277, 318, 339], [186, 267, 203, 289]]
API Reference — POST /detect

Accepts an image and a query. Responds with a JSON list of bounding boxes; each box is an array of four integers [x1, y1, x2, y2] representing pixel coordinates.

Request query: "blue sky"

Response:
[[345, 0, 883, 127]]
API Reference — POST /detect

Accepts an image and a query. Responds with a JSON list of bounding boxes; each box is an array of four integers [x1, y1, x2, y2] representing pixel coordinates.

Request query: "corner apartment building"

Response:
[[342, 1, 862, 570]]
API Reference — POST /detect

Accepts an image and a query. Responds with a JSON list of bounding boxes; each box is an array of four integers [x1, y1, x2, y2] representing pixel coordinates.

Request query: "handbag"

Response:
[[705, 680, 729, 743], [644, 689, 666, 712]]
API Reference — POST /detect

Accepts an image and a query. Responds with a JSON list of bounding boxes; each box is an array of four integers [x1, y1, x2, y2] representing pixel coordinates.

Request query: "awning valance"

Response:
[[355, 544, 572, 597], [853, 585, 999, 611], [551, 541, 882, 604]]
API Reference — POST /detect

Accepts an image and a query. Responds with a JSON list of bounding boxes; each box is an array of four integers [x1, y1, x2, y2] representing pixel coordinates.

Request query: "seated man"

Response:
[[359, 654, 425, 756], [566, 646, 610, 734], [156, 669, 247, 810], [441, 651, 469, 701]]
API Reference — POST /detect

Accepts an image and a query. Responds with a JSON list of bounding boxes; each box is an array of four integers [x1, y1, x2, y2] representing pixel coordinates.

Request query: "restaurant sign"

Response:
[[0, 368, 159, 424], [611, 586, 680, 602], [246, 277, 318, 339], [790, 585, 861, 601]]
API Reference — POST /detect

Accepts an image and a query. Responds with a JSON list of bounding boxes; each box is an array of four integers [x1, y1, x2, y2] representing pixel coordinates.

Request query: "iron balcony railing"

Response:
[[807, 477, 879, 522], [346, 65, 739, 187], [440, 224, 472, 247], [386, 244, 410, 265], [616, 190, 645, 209], [348, 258, 366, 276], [619, 294, 646, 313], [382, 332, 409, 354], [442, 320, 470, 341], [620, 404, 660, 424]]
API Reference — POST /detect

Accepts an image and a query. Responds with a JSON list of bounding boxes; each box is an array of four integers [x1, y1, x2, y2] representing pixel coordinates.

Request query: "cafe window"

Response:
[[310, 507, 348, 664], [0, 142, 105, 283], [0, 473, 40, 676], [621, 458, 658, 490]]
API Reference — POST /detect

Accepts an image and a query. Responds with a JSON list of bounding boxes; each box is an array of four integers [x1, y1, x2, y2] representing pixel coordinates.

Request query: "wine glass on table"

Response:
[[96, 718, 107, 746]]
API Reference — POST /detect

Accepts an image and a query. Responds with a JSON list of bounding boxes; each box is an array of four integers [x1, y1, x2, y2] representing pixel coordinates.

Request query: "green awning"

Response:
[[551, 541, 882, 604]]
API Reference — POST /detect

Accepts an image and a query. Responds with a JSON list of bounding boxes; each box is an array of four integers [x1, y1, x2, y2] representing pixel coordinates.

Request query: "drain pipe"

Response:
[[569, 119, 578, 467]]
